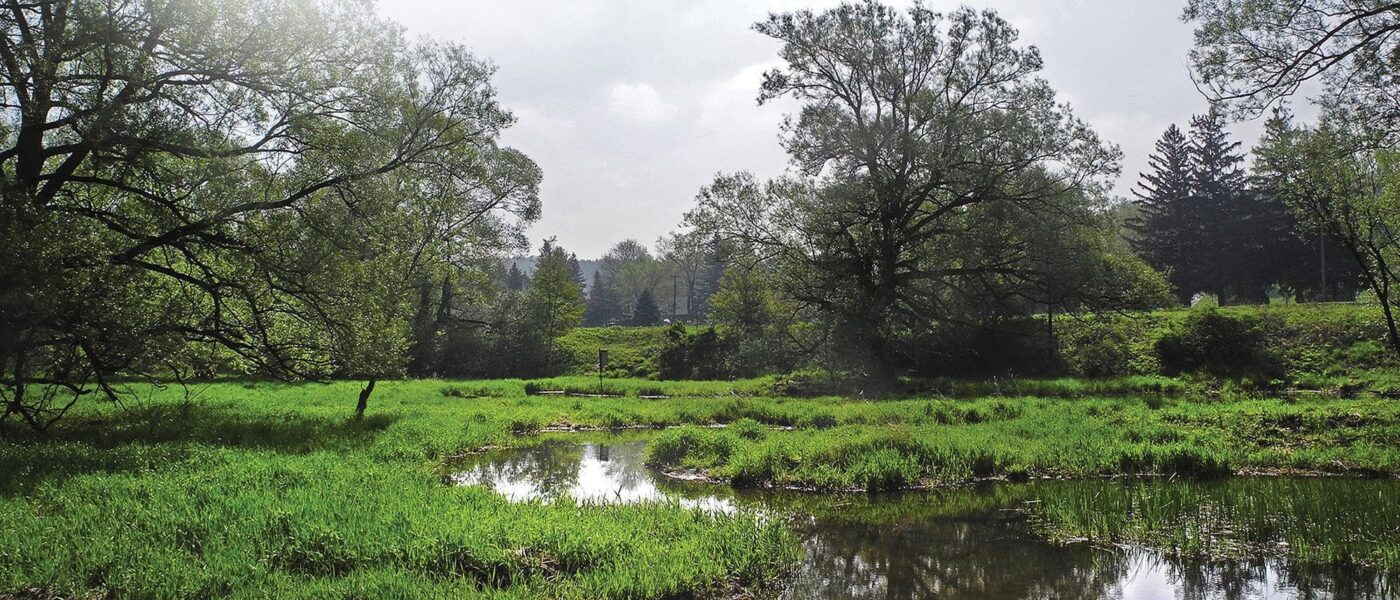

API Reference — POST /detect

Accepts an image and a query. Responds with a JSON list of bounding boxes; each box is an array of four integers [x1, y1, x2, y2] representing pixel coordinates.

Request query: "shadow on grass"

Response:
[[0, 402, 398, 495]]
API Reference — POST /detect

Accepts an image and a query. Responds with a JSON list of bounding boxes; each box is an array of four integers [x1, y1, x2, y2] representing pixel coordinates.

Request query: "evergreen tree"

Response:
[[567, 253, 586, 290], [584, 271, 624, 326], [505, 262, 528, 291], [1188, 109, 1254, 303], [1129, 125, 1196, 304], [631, 288, 661, 326], [690, 234, 728, 320]]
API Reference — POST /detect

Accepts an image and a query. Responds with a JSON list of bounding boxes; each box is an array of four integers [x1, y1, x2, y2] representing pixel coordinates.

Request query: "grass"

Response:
[[0, 380, 798, 599], [5, 377, 1400, 597], [558, 304, 1400, 394], [643, 394, 1400, 491], [1029, 478, 1400, 569]]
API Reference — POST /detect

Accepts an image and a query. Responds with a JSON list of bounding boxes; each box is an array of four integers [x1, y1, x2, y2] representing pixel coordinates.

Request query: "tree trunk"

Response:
[[355, 378, 377, 418]]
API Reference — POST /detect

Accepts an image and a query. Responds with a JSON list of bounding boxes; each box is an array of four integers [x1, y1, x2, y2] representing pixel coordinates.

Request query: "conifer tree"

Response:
[[1188, 109, 1252, 303], [1129, 125, 1196, 303], [505, 262, 528, 291], [585, 271, 624, 326], [631, 288, 661, 326]]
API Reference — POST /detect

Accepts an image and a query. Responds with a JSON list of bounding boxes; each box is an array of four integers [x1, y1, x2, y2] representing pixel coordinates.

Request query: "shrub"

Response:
[[1155, 309, 1283, 380], [1061, 316, 1151, 376]]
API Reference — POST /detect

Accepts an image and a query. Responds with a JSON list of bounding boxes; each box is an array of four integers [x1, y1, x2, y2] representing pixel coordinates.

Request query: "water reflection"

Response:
[[450, 440, 1396, 600]]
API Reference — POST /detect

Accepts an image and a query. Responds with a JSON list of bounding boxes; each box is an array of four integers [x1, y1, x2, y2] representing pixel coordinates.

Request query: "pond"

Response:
[[451, 440, 1398, 599]]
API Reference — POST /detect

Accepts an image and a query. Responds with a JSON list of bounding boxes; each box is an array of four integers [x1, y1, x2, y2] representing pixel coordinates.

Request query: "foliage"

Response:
[[1186, 0, 1400, 131], [1154, 309, 1283, 380], [523, 240, 586, 370], [686, 3, 1151, 379], [657, 324, 730, 380], [630, 289, 661, 327], [0, 0, 540, 431], [1260, 115, 1400, 356]]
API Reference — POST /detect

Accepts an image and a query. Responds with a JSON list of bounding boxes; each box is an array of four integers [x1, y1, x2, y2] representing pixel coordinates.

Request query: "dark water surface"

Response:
[[450, 440, 1398, 599]]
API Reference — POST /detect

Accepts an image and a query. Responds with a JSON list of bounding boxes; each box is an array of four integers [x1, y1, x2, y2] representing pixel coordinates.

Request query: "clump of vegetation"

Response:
[[0, 382, 799, 599], [1155, 309, 1283, 380]]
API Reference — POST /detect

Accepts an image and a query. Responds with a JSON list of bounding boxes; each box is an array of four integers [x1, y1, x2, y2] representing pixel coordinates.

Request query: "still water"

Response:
[[451, 440, 1397, 599]]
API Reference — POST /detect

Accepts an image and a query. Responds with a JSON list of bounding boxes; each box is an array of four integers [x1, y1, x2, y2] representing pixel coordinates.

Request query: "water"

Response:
[[450, 440, 1398, 599]]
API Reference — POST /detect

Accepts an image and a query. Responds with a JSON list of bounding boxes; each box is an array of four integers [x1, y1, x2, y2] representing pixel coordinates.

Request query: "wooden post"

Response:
[[598, 349, 609, 393]]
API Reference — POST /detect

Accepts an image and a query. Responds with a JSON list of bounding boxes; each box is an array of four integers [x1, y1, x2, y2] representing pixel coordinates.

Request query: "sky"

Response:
[[379, 0, 1295, 259]]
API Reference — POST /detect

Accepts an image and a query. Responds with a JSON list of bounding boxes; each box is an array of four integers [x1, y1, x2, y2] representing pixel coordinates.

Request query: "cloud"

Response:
[[609, 82, 679, 122]]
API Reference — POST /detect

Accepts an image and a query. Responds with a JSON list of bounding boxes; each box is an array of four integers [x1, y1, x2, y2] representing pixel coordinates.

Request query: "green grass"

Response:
[[557, 326, 673, 377], [1029, 478, 1400, 569], [0, 381, 798, 599], [558, 303, 1400, 392], [6, 377, 1400, 597], [644, 394, 1400, 491]]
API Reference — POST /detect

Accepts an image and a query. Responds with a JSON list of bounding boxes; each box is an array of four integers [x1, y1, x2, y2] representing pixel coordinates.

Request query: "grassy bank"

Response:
[[557, 304, 1400, 392], [0, 381, 797, 599], [644, 394, 1400, 491]]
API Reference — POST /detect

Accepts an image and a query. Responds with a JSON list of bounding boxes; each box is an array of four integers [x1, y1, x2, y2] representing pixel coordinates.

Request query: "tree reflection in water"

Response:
[[451, 440, 1396, 599]]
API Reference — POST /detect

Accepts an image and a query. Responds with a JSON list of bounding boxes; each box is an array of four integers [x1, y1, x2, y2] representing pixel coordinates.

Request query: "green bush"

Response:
[[1155, 308, 1283, 380], [1061, 316, 1153, 376]]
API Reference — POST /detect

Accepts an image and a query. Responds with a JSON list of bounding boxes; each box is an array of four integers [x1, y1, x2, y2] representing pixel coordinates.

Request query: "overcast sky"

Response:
[[379, 0, 1289, 258]]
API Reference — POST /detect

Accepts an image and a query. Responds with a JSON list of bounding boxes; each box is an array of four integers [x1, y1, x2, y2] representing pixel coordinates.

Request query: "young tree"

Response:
[[524, 240, 586, 371], [631, 289, 662, 326], [686, 3, 1119, 378]]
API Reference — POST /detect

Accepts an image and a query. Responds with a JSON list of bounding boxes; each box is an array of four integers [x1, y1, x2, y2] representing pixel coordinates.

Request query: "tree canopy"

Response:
[[0, 0, 539, 431]]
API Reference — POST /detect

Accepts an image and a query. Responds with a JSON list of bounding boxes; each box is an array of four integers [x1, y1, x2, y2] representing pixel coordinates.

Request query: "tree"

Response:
[[1264, 116, 1400, 352], [709, 262, 803, 376], [1129, 125, 1198, 303], [1188, 109, 1256, 303], [657, 231, 705, 321], [687, 3, 1119, 378], [567, 253, 587, 290], [506, 263, 529, 291], [584, 271, 624, 326], [1252, 108, 1366, 302], [1185, 0, 1400, 130], [631, 289, 661, 326], [600, 239, 663, 314], [0, 1, 540, 430], [523, 240, 586, 371]]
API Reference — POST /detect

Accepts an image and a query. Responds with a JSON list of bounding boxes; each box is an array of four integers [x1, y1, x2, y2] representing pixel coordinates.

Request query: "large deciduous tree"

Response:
[[686, 2, 1124, 378], [0, 0, 539, 431]]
